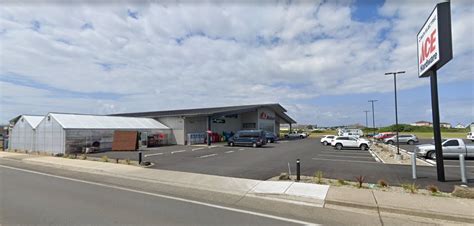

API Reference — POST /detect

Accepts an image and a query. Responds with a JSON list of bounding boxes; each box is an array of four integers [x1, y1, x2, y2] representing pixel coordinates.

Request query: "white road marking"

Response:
[[191, 148, 204, 151], [367, 148, 383, 163], [171, 150, 186, 154], [225, 151, 234, 154], [144, 153, 163, 157], [0, 164, 317, 226], [198, 153, 217, 158], [311, 158, 379, 164], [238, 148, 245, 151], [317, 154, 372, 159]]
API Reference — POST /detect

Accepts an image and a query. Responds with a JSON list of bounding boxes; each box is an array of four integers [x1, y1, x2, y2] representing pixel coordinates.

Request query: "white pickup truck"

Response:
[[331, 136, 370, 150], [467, 132, 474, 142], [284, 131, 308, 139], [415, 138, 474, 159]]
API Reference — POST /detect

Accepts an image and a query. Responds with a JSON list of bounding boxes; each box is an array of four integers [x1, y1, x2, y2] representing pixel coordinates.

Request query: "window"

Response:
[[242, 123, 256, 129], [444, 140, 459, 146], [327, 136, 334, 139]]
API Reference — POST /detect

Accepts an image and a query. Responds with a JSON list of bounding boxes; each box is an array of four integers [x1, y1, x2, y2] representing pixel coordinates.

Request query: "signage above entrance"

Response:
[[260, 112, 275, 120]]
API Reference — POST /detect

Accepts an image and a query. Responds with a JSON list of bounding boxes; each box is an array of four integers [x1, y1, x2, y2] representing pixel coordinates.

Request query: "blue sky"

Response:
[[0, 0, 473, 127]]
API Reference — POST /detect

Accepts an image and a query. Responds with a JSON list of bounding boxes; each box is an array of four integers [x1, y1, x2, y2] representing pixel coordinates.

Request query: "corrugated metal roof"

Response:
[[48, 113, 169, 130], [23, 115, 44, 129], [111, 103, 297, 124]]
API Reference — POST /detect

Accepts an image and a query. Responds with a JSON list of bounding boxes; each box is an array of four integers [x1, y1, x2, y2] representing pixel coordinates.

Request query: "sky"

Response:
[[0, 0, 473, 127]]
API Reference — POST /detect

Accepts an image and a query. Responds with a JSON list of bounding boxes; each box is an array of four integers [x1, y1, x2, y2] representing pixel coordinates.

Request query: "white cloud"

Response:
[[0, 0, 472, 125]]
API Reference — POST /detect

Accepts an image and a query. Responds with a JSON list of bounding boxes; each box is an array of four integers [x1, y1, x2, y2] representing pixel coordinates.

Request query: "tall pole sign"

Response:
[[417, 1, 453, 182]]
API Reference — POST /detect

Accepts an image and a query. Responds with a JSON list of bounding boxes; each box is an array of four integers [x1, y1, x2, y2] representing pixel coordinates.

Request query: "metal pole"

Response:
[[394, 74, 400, 155], [412, 152, 417, 179], [364, 110, 369, 130], [430, 70, 445, 182], [296, 159, 300, 182], [369, 100, 377, 135], [460, 154, 467, 184], [138, 151, 142, 165], [207, 116, 211, 146]]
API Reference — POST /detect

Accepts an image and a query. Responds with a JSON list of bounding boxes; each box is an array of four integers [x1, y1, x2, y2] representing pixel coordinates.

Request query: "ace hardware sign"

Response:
[[417, 1, 452, 77]]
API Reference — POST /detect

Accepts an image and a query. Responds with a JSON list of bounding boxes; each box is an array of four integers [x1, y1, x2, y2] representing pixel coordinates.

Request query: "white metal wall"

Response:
[[35, 116, 65, 154], [9, 118, 35, 151], [157, 117, 185, 145]]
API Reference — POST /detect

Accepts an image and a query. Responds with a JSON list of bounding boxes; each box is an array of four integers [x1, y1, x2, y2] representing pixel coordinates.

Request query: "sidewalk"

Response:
[[1, 151, 473, 223]]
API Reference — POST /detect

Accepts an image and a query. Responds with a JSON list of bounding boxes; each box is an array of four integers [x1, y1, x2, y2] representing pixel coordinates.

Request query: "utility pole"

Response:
[[368, 100, 378, 135], [385, 71, 406, 156], [364, 110, 370, 129]]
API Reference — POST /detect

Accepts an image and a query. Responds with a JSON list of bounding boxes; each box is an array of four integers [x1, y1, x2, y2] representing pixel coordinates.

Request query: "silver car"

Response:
[[384, 134, 419, 145]]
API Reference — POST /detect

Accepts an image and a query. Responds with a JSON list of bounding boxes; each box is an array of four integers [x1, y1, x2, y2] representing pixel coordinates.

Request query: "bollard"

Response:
[[296, 159, 300, 182], [411, 152, 417, 179], [460, 154, 467, 184], [288, 162, 292, 177], [138, 151, 143, 165]]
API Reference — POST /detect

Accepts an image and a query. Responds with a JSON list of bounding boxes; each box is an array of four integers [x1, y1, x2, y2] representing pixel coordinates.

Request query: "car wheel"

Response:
[[300, 135, 304, 139], [408, 140, 414, 145], [428, 151, 436, 160], [388, 140, 394, 145], [360, 144, 368, 151], [335, 143, 343, 150], [229, 142, 234, 147], [323, 141, 328, 146]]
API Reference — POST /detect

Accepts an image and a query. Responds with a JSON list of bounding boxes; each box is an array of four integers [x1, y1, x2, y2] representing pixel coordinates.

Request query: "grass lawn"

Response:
[[411, 132, 469, 139]]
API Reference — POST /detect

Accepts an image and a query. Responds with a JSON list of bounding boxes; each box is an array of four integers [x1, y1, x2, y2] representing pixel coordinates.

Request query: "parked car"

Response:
[[331, 136, 370, 150], [284, 131, 308, 139], [342, 132, 360, 139], [467, 132, 474, 142], [384, 134, 419, 145], [265, 132, 278, 143], [228, 130, 266, 148], [415, 138, 474, 159], [374, 132, 395, 140], [320, 135, 335, 145]]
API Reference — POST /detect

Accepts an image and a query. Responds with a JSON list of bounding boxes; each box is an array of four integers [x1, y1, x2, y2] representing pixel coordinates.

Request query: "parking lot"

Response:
[[88, 137, 473, 192], [398, 138, 474, 168]]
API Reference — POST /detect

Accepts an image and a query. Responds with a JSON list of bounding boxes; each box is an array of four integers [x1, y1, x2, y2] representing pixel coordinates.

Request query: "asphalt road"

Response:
[[89, 138, 473, 191], [0, 166, 307, 225]]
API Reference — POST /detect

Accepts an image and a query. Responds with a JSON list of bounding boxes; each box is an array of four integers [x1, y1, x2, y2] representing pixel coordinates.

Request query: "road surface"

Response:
[[0, 165, 307, 225]]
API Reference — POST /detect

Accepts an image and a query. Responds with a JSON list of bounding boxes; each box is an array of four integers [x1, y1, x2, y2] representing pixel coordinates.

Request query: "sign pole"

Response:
[[430, 69, 445, 182]]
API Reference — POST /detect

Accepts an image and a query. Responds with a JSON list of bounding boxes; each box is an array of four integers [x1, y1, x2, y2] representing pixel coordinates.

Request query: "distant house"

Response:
[[440, 122, 452, 128], [411, 121, 432, 127], [454, 123, 466, 129]]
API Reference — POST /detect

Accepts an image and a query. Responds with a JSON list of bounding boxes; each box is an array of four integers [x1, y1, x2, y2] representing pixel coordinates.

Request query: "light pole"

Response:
[[364, 110, 370, 129], [368, 100, 378, 136], [385, 71, 406, 156]]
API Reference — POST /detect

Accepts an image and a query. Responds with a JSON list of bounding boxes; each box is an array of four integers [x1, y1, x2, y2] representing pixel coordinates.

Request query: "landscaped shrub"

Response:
[[355, 175, 365, 188], [80, 154, 87, 160], [337, 179, 347, 186], [377, 179, 389, 188], [279, 173, 290, 180], [314, 171, 323, 184], [401, 183, 419, 194], [125, 159, 131, 165], [101, 156, 108, 162], [426, 185, 439, 194]]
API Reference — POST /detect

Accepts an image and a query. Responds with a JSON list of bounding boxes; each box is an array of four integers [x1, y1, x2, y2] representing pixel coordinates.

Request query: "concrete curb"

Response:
[[326, 199, 474, 223], [2, 152, 473, 224]]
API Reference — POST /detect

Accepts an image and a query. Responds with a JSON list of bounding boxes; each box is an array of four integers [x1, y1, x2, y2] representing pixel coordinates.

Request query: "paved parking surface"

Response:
[[394, 139, 474, 168], [89, 138, 473, 192]]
